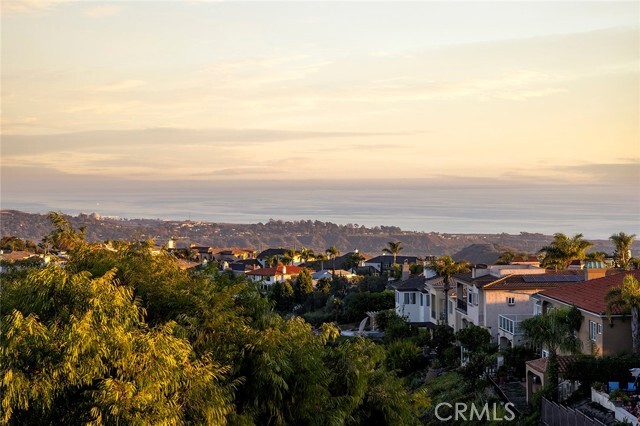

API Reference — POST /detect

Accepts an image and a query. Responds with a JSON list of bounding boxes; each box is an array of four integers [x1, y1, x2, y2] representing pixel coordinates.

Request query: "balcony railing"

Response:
[[498, 314, 533, 336], [457, 299, 467, 314]]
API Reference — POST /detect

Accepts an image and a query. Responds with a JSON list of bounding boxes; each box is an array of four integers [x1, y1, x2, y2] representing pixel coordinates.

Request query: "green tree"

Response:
[[269, 281, 295, 312], [293, 268, 313, 303], [585, 251, 607, 262], [496, 250, 516, 265], [42, 211, 86, 251], [428, 256, 470, 322], [385, 340, 427, 376], [539, 233, 593, 269], [610, 232, 637, 269], [383, 241, 403, 265], [315, 253, 327, 270], [520, 307, 582, 400], [316, 277, 332, 295], [299, 247, 315, 263], [606, 274, 640, 356], [326, 246, 340, 271], [1, 267, 233, 425]]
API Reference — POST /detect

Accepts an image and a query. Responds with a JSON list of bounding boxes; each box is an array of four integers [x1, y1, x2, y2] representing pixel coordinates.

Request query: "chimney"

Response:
[[282, 265, 287, 275], [584, 261, 606, 281], [167, 239, 175, 249], [401, 260, 410, 281]]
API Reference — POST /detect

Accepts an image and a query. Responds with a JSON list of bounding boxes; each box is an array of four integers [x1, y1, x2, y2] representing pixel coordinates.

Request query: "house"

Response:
[[245, 265, 305, 288], [452, 264, 586, 346], [525, 356, 578, 403], [312, 269, 355, 281], [190, 245, 215, 263], [228, 259, 262, 276], [256, 248, 302, 267], [532, 267, 638, 357], [364, 255, 420, 276], [0, 250, 43, 273], [214, 248, 257, 262], [523, 265, 635, 403], [393, 269, 451, 328]]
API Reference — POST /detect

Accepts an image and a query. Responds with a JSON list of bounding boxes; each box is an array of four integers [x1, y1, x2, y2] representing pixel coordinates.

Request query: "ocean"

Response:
[[2, 181, 638, 239]]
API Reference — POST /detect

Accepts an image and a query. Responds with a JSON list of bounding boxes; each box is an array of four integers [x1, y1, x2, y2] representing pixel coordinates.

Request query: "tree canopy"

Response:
[[1, 214, 420, 425]]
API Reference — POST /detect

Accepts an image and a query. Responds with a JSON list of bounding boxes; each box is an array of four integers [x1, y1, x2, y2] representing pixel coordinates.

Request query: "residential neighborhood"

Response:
[[2, 223, 640, 425]]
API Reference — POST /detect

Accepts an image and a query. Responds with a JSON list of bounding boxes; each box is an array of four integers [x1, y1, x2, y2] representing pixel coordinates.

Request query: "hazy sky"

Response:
[[2, 0, 638, 187]]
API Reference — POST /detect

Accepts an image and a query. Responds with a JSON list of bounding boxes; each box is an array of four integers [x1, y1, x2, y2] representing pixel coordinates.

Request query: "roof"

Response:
[[312, 269, 353, 278], [526, 356, 577, 376], [453, 269, 587, 291], [0, 250, 38, 261], [176, 259, 200, 270], [257, 248, 289, 258], [395, 275, 426, 292], [246, 265, 305, 276], [538, 270, 640, 315], [216, 247, 256, 255], [365, 255, 420, 265]]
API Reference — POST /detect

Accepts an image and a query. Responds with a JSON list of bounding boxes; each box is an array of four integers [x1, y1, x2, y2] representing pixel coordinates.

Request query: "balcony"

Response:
[[498, 314, 533, 336], [457, 299, 467, 314]]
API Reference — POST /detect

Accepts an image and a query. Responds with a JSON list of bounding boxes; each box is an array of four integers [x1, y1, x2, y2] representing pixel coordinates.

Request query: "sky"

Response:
[[1, 1, 639, 236]]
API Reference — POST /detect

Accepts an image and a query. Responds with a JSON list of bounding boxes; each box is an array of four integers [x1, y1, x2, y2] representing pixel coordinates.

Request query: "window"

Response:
[[533, 302, 542, 316], [589, 321, 602, 342], [448, 300, 453, 314], [420, 294, 423, 306], [425, 293, 430, 307], [410, 293, 416, 304], [507, 297, 515, 306], [597, 323, 602, 335], [542, 350, 549, 358], [404, 293, 410, 304]]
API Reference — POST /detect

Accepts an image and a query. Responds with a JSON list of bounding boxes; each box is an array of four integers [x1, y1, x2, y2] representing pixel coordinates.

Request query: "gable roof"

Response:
[[365, 255, 420, 265], [538, 270, 639, 315], [526, 356, 577, 376], [246, 265, 305, 277], [395, 275, 426, 292]]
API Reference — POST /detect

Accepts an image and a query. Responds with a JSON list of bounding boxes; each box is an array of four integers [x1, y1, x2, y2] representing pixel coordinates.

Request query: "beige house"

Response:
[[533, 268, 638, 357], [452, 265, 585, 346], [524, 268, 639, 403]]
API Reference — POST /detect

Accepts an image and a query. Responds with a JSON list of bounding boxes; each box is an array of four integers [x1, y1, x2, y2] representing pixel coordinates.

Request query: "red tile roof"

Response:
[[245, 265, 304, 276], [538, 270, 640, 315], [526, 356, 577, 375]]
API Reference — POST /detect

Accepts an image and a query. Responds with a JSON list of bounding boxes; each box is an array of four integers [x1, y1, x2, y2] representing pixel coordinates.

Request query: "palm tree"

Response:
[[428, 256, 470, 323], [520, 308, 582, 401], [610, 232, 637, 270], [326, 246, 340, 272], [300, 247, 315, 263], [265, 255, 279, 267], [284, 249, 300, 265], [606, 274, 640, 355], [539, 233, 593, 269], [382, 241, 403, 265], [585, 251, 606, 262], [315, 254, 327, 270]]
